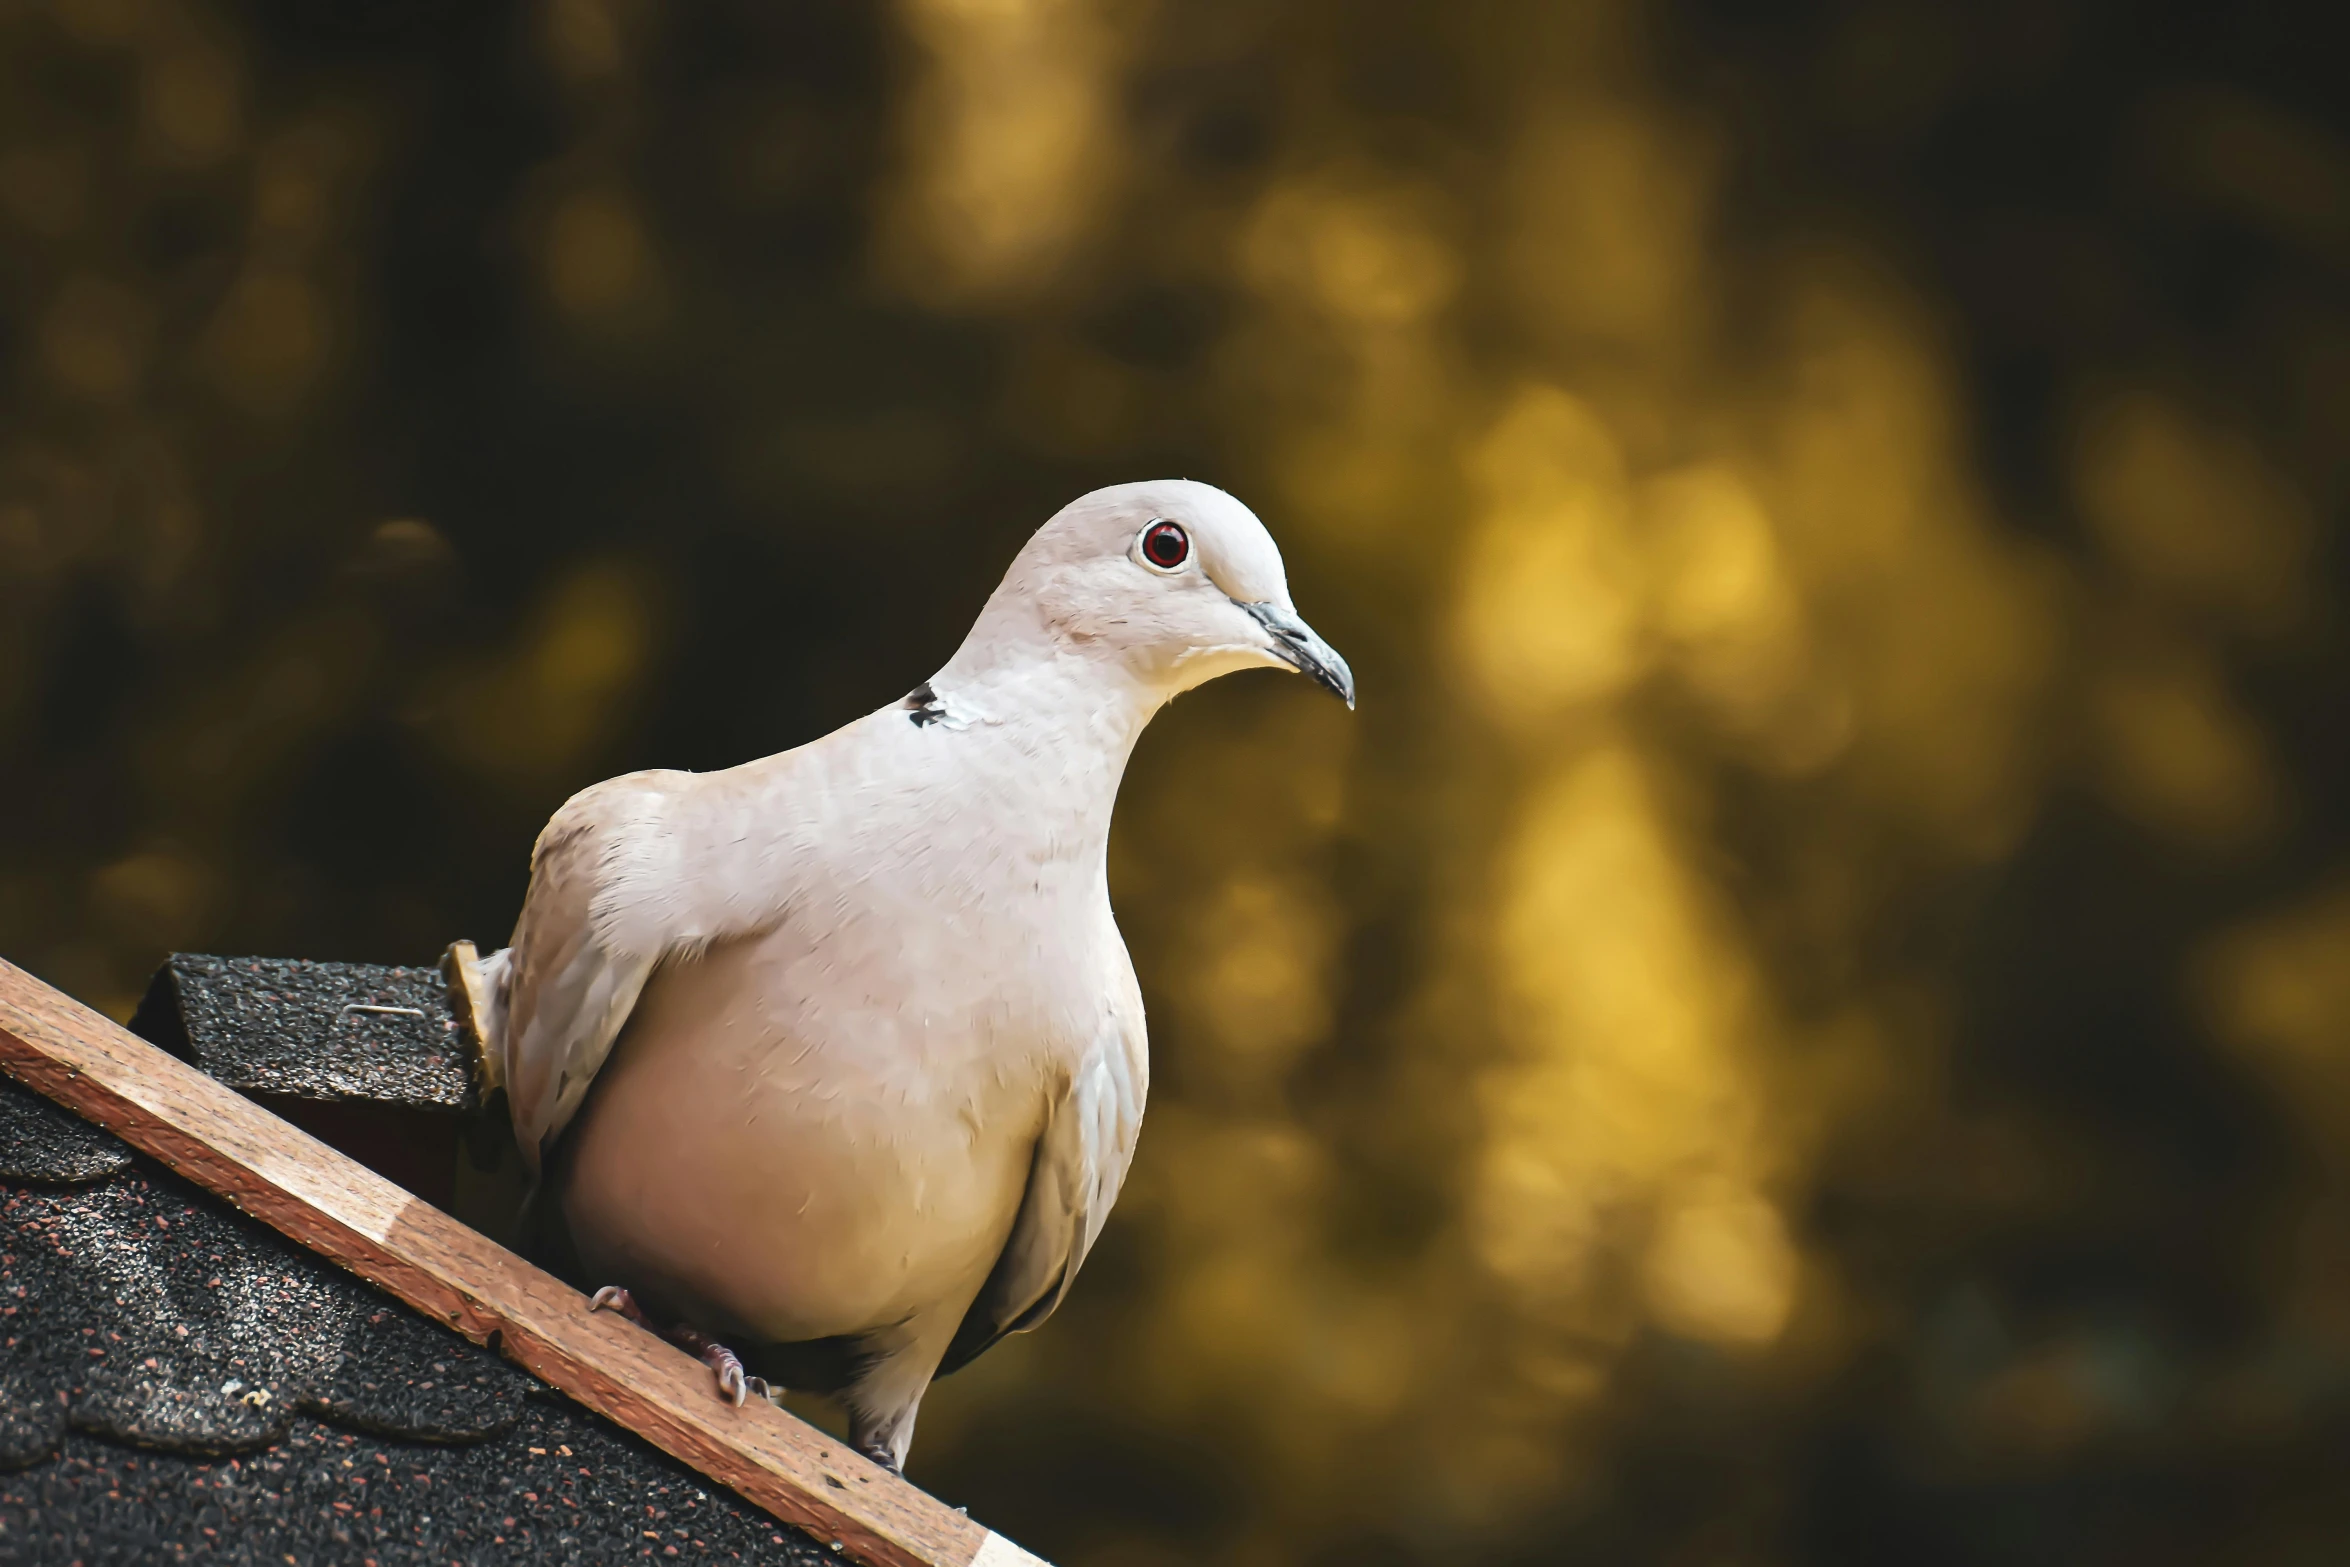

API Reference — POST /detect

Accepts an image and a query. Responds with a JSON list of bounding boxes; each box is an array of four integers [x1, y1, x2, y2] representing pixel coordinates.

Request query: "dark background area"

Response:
[[4, 2, 2348, 1563]]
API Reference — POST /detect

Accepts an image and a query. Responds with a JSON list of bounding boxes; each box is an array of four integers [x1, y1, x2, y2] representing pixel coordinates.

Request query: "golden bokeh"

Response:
[[2, 0, 2345, 1560]]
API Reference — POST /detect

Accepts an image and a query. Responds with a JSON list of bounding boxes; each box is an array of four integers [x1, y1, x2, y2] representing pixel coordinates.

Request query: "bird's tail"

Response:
[[441, 939, 512, 1100], [442, 939, 537, 1250]]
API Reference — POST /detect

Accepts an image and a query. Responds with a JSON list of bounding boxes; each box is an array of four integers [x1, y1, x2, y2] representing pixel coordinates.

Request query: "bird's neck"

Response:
[[924, 639, 1166, 849]]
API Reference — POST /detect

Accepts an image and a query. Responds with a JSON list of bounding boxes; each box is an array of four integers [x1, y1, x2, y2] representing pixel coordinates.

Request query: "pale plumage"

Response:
[[471, 480, 1352, 1471]]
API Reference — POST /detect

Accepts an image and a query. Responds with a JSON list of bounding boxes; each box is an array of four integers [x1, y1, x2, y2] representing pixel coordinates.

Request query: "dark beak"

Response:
[[1239, 601, 1356, 709]]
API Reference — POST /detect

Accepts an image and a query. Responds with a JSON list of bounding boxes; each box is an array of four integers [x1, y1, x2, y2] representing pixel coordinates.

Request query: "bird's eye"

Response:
[[1140, 520, 1190, 571]]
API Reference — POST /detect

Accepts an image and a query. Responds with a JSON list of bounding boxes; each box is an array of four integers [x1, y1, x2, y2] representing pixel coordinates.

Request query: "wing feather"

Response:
[[493, 773, 693, 1170], [940, 1023, 1146, 1376]]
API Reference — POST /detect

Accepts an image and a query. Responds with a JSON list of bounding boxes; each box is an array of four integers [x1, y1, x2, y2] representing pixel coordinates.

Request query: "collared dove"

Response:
[[468, 480, 1353, 1472]]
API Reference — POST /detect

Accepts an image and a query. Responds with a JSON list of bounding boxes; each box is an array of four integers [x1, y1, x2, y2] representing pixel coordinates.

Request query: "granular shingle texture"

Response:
[[4, 1401, 837, 1564], [130, 955, 480, 1113], [0, 1078, 831, 1564], [0, 1084, 130, 1186]]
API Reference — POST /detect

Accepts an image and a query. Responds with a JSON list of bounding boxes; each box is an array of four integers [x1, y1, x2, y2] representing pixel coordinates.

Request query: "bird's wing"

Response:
[[940, 1021, 1148, 1377], [497, 771, 721, 1171]]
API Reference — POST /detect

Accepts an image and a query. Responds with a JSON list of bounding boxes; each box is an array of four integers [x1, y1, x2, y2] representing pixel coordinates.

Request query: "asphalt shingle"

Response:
[[0, 1046, 829, 1564]]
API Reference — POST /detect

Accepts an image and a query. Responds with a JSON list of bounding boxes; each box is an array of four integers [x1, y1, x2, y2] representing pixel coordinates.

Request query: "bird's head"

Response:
[[966, 479, 1354, 710]]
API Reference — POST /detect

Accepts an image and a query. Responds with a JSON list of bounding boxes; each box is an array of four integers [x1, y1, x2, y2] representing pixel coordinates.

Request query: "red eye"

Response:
[[1141, 520, 1189, 570]]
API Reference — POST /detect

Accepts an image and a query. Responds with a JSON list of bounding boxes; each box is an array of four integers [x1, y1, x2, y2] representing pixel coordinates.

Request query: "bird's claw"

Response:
[[673, 1324, 756, 1408], [592, 1288, 768, 1408], [705, 1353, 780, 1409], [712, 1350, 748, 1407], [704, 1353, 768, 1407], [589, 1285, 653, 1328]]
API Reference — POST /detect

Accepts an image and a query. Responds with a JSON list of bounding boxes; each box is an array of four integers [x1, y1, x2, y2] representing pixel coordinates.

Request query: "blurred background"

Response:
[[4, 0, 2348, 1561]]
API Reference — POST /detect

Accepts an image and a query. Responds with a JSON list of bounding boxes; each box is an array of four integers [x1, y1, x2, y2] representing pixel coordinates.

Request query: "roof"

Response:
[[0, 955, 1045, 1567], [130, 953, 484, 1114], [1, 1074, 835, 1564]]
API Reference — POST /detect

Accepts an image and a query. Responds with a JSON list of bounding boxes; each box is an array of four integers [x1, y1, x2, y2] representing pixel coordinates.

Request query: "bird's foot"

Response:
[[852, 1437, 905, 1476], [590, 1287, 773, 1408], [588, 1285, 653, 1328], [672, 1323, 771, 1409]]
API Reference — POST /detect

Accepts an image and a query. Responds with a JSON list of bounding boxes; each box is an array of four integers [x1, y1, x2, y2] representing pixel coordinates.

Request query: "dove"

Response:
[[467, 479, 1353, 1472]]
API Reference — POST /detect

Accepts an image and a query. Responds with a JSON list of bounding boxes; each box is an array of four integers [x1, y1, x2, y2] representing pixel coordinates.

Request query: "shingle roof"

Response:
[[130, 955, 483, 1114], [1, 953, 1035, 1567], [2, 1073, 836, 1564]]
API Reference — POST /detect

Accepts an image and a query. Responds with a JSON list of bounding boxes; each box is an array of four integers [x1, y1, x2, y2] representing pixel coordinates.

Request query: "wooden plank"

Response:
[[0, 956, 1050, 1567]]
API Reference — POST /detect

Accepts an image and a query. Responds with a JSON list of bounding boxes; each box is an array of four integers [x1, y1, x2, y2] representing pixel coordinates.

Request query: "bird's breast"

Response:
[[557, 890, 1116, 1345]]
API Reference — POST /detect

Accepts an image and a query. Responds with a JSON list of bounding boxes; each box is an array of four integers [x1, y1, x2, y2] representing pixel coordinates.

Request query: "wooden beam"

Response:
[[0, 957, 1048, 1567]]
